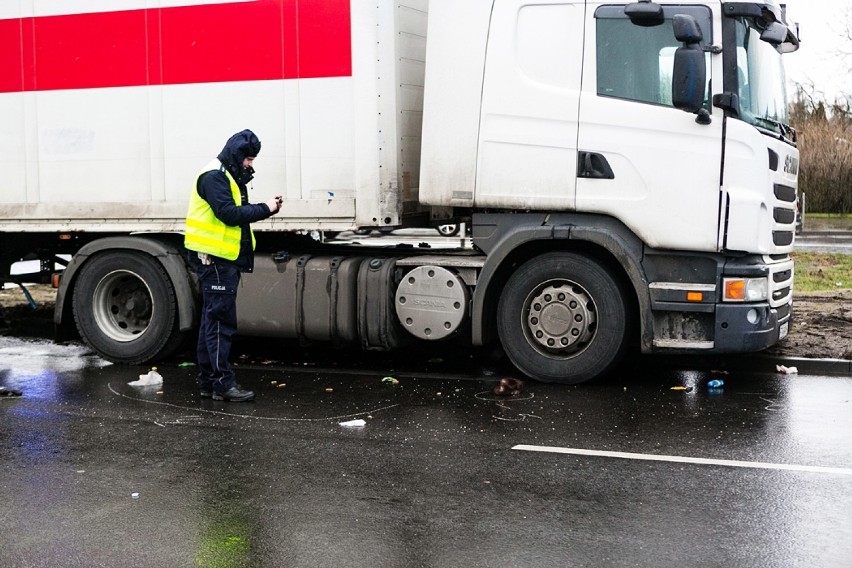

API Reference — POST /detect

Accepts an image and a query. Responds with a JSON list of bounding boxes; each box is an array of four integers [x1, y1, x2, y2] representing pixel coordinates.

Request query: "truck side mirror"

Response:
[[759, 21, 787, 46], [671, 15, 706, 114], [760, 20, 798, 53]]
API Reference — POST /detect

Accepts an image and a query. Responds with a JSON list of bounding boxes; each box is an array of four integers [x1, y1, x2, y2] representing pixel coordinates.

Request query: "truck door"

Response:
[[475, 0, 585, 209], [576, 3, 724, 253]]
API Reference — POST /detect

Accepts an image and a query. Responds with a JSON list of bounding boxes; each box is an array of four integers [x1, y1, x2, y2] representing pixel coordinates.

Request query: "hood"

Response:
[[217, 129, 261, 185]]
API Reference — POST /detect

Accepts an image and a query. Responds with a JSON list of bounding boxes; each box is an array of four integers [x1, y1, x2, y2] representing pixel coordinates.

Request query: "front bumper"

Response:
[[713, 301, 791, 352]]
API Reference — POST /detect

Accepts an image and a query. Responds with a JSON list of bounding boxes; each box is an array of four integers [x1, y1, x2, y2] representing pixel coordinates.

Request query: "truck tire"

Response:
[[72, 251, 184, 364], [497, 252, 629, 384]]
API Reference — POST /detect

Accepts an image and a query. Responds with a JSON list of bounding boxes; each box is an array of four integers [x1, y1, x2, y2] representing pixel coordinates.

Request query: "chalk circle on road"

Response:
[[474, 391, 535, 402], [107, 382, 399, 423]]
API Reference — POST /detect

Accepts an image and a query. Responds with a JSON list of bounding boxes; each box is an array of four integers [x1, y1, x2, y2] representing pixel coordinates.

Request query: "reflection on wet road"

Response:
[[1, 337, 851, 567]]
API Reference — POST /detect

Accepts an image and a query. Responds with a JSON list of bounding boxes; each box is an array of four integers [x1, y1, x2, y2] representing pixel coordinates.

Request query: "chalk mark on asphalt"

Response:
[[760, 397, 786, 412], [108, 383, 400, 423], [474, 391, 541, 422], [513, 445, 852, 476]]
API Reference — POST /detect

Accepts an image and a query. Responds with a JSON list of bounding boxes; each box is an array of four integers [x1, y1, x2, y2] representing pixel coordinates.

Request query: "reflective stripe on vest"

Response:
[[184, 159, 256, 260]]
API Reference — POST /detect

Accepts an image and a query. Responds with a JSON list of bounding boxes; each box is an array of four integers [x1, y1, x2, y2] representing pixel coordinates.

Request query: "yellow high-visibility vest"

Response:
[[184, 160, 256, 260]]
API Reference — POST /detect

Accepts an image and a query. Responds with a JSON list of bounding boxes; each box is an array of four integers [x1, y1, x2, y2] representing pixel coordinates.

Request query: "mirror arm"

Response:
[[713, 93, 740, 116]]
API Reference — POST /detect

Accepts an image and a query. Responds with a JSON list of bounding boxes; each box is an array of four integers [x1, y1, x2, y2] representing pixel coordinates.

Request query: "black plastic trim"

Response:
[[768, 148, 779, 171], [773, 231, 794, 246], [774, 184, 796, 202], [773, 208, 795, 224]]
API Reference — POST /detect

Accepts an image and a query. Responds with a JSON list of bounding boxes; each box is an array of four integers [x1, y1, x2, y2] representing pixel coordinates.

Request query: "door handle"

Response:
[[578, 151, 615, 179]]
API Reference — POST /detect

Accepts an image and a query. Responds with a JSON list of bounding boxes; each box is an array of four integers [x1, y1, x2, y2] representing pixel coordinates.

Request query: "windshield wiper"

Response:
[[754, 116, 796, 143]]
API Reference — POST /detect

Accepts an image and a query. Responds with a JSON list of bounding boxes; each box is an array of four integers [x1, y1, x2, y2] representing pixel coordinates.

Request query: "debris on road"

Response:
[[707, 379, 725, 389], [493, 377, 524, 396], [0, 386, 22, 397], [382, 376, 399, 385], [340, 419, 366, 428], [776, 364, 799, 374], [128, 367, 163, 387]]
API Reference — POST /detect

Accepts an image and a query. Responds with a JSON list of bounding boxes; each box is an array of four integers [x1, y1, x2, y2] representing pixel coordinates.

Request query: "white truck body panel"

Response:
[[420, 0, 729, 252], [476, 0, 584, 210], [0, 0, 428, 233], [419, 0, 491, 208], [576, 1, 725, 252]]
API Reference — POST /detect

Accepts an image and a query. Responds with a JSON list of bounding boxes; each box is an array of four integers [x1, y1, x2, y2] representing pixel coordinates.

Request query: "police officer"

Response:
[[184, 129, 281, 402]]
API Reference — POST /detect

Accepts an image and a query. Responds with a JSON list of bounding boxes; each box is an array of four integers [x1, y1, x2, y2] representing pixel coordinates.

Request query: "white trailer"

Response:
[[0, 0, 800, 383]]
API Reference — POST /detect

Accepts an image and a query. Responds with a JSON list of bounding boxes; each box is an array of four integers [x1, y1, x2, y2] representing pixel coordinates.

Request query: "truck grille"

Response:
[[772, 183, 797, 252], [774, 184, 796, 202], [767, 256, 794, 314]]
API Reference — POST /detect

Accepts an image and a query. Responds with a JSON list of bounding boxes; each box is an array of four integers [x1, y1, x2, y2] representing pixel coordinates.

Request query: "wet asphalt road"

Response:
[[1, 337, 851, 568], [794, 232, 852, 254]]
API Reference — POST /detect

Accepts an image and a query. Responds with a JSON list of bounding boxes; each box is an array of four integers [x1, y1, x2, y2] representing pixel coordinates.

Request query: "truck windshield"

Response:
[[734, 16, 793, 142]]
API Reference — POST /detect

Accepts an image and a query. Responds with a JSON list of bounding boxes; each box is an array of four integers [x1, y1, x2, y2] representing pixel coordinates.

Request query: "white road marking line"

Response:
[[512, 445, 852, 476]]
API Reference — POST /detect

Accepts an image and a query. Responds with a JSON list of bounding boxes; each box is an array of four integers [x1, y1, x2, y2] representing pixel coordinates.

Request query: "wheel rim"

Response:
[[91, 270, 154, 342], [523, 279, 597, 358]]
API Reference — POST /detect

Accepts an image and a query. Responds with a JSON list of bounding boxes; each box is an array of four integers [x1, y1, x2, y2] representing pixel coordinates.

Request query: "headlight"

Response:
[[723, 277, 769, 302]]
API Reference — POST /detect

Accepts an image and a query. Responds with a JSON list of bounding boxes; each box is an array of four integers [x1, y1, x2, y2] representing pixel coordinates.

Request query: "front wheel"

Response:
[[72, 251, 184, 364], [497, 252, 629, 384]]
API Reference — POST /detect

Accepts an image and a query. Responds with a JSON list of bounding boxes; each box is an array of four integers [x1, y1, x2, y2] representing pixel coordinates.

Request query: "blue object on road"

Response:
[[707, 379, 725, 388]]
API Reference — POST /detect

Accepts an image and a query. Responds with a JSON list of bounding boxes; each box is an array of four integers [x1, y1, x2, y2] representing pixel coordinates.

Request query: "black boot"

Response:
[[212, 386, 255, 402]]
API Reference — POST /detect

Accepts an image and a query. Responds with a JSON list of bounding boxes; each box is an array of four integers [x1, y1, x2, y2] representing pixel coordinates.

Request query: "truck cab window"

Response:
[[595, 5, 711, 107], [733, 16, 792, 141]]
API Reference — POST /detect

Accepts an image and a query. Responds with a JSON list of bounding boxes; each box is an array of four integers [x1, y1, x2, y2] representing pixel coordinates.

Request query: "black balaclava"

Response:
[[217, 129, 261, 186]]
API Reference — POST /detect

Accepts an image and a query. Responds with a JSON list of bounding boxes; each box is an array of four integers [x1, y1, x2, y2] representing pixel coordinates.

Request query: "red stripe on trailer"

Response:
[[0, 0, 351, 93]]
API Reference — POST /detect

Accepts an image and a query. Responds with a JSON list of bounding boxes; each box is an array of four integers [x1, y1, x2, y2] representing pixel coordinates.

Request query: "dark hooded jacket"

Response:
[[196, 129, 273, 272]]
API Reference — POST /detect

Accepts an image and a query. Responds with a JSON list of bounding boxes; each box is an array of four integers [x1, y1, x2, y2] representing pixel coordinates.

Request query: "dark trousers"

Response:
[[191, 257, 241, 392]]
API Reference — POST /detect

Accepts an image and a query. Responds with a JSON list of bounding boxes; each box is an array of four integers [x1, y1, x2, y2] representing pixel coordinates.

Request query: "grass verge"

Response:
[[792, 252, 852, 292], [801, 213, 852, 232]]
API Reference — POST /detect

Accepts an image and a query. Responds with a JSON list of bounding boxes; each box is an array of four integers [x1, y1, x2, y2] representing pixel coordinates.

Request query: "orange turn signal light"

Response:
[[724, 280, 746, 301], [686, 292, 704, 302]]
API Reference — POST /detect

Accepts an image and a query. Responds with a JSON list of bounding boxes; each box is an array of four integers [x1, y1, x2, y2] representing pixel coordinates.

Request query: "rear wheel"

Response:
[[72, 251, 184, 364], [497, 252, 629, 384]]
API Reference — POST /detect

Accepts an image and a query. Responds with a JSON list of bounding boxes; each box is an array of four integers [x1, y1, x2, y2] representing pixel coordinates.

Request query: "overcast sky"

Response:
[[783, 0, 851, 103]]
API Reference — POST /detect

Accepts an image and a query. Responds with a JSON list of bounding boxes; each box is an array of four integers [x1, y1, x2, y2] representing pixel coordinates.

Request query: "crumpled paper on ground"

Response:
[[128, 369, 163, 387]]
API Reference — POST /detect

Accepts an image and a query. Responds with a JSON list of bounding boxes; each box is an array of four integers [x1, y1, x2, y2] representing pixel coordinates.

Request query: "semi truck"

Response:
[[0, 0, 800, 384]]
